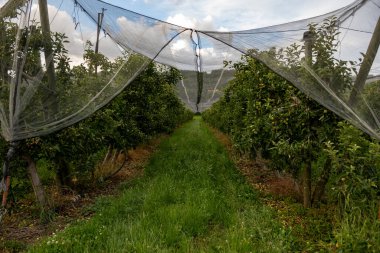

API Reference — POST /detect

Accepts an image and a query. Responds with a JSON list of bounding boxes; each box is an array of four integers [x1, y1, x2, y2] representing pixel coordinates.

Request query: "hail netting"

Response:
[[0, 0, 151, 141], [0, 0, 379, 141]]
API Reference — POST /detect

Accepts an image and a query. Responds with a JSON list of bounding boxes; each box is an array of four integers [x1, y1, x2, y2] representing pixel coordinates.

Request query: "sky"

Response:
[[0, 0, 361, 37], [0, 0, 355, 30], [0, 0, 378, 74], [100, 0, 356, 31]]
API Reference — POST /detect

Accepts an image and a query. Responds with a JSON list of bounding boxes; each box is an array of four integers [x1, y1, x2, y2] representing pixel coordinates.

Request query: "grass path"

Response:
[[30, 117, 295, 252]]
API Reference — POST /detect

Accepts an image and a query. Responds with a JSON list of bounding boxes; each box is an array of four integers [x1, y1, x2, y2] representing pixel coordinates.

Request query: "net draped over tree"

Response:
[[0, 0, 379, 141]]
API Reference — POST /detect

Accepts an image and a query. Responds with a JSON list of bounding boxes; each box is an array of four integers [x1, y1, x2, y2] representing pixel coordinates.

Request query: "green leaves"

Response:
[[0, 26, 193, 191], [31, 62, 192, 185], [204, 17, 380, 250]]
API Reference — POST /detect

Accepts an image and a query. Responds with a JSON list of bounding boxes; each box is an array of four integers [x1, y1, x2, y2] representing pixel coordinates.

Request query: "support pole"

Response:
[[303, 31, 314, 65], [348, 17, 380, 106], [0, 20, 5, 82], [38, 0, 58, 115], [302, 31, 314, 208], [1, 142, 18, 208], [95, 9, 105, 75]]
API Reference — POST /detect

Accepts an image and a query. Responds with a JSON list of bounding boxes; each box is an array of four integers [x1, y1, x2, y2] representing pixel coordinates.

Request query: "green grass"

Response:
[[29, 117, 295, 252]]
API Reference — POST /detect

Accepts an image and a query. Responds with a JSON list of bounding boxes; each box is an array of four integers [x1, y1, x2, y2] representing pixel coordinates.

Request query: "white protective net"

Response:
[[0, 0, 379, 141]]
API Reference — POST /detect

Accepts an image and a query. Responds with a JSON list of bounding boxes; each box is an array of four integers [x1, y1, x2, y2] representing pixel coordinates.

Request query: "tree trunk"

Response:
[[102, 145, 113, 165], [2, 142, 18, 208], [303, 162, 312, 208], [23, 155, 49, 210], [104, 149, 128, 181], [111, 149, 118, 164], [56, 158, 70, 192], [312, 158, 331, 206], [1, 176, 10, 207]]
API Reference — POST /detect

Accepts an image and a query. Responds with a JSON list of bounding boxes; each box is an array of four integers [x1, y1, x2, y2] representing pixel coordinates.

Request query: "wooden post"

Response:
[[38, 0, 58, 115], [24, 155, 48, 210], [303, 31, 314, 65], [302, 31, 314, 208], [0, 20, 5, 81], [95, 9, 104, 75], [348, 17, 380, 106]]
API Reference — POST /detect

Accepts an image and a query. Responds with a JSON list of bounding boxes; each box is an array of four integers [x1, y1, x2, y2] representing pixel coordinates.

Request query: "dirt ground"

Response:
[[209, 127, 301, 201]]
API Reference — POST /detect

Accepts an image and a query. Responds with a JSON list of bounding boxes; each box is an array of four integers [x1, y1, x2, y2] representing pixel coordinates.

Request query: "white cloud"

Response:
[[115, 15, 172, 58], [170, 39, 190, 52], [27, 3, 123, 66], [167, 13, 195, 28], [136, 0, 354, 31], [166, 13, 215, 30], [109, 14, 240, 71], [217, 26, 228, 32]]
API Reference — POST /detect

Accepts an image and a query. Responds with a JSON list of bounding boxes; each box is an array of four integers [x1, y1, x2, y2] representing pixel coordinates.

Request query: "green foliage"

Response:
[[309, 18, 355, 92], [204, 17, 380, 250], [362, 80, 380, 121], [23, 60, 193, 187], [326, 122, 380, 215], [322, 122, 380, 252], [0, 20, 18, 85], [83, 41, 112, 75], [0, 239, 27, 253], [334, 216, 380, 252], [204, 54, 340, 176], [0, 20, 193, 204]]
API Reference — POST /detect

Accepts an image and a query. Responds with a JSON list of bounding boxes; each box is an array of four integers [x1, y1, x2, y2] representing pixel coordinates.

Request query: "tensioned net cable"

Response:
[[0, 0, 379, 142]]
